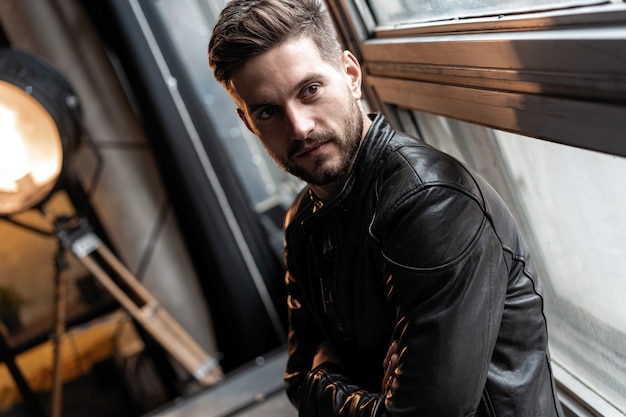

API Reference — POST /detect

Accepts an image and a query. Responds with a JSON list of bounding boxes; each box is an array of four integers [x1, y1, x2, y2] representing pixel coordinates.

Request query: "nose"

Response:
[[285, 103, 314, 141]]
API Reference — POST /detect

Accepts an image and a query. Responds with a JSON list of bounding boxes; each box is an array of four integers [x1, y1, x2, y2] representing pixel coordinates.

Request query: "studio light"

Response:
[[0, 48, 81, 215], [0, 48, 222, 417]]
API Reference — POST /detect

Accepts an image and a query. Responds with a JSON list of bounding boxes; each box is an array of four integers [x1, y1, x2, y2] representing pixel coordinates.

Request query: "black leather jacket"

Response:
[[283, 114, 563, 416]]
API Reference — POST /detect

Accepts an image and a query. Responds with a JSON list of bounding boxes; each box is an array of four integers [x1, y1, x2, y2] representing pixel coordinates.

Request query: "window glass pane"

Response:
[[494, 131, 626, 413], [366, 0, 605, 25], [412, 110, 626, 413]]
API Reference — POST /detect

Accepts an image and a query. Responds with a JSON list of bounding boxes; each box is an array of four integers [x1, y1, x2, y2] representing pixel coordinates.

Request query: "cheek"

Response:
[[258, 133, 287, 155], [327, 91, 356, 121]]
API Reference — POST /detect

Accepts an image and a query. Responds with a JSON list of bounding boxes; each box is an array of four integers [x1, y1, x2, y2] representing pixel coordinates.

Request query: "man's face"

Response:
[[230, 36, 367, 190]]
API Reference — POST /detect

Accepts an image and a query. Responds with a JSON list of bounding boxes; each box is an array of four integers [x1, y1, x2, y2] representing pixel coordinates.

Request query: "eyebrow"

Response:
[[248, 100, 274, 116], [247, 72, 327, 115]]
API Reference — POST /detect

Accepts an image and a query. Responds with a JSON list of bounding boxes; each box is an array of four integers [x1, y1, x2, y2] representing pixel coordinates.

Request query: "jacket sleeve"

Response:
[[284, 268, 389, 417], [379, 184, 508, 416]]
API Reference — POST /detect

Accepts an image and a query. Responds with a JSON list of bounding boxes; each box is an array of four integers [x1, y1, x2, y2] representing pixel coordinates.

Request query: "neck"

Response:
[[309, 183, 341, 203]]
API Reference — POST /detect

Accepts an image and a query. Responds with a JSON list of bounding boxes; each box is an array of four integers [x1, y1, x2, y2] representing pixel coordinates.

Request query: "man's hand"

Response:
[[383, 340, 400, 396], [312, 340, 342, 369]]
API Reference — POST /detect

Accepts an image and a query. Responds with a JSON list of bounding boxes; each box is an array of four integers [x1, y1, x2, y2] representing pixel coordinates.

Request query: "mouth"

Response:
[[294, 140, 331, 159]]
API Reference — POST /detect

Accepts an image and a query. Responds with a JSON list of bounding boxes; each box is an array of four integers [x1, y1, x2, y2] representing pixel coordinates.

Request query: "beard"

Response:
[[273, 99, 364, 186]]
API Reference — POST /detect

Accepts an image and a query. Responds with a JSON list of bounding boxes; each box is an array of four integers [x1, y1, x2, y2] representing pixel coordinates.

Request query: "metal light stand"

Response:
[[50, 216, 223, 416], [51, 238, 69, 417]]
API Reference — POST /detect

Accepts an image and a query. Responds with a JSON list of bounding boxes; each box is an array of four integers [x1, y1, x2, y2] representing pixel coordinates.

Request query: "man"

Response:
[[208, 1, 564, 416]]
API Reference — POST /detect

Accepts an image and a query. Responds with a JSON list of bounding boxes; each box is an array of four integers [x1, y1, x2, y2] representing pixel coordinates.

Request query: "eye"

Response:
[[257, 106, 278, 121], [301, 84, 320, 99]]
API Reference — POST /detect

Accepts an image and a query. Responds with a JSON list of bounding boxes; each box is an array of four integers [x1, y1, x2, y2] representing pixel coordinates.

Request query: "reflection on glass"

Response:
[[366, 0, 601, 25]]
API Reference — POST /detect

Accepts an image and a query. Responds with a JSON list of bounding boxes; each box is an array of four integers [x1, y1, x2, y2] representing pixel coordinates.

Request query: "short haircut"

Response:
[[208, 0, 343, 93]]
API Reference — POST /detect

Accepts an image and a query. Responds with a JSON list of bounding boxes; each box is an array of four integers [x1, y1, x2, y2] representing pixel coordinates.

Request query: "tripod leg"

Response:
[[51, 243, 69, 417], [72, 237, 222, 386]]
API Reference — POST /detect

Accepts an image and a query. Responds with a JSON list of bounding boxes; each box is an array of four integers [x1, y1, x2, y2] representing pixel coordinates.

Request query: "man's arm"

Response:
[[378, 185, 506, 415], [284, 271, 389, 417]]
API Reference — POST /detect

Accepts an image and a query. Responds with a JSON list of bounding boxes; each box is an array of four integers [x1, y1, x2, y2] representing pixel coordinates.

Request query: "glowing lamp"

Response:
[[0, 48, 81, 214]]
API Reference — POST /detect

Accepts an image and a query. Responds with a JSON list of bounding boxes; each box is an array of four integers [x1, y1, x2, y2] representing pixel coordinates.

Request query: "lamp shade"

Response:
[[0, 49, 82, 214]]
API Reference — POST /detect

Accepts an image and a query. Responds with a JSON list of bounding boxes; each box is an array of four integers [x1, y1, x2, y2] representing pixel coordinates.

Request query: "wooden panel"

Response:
[[367, 75, 626, 157]]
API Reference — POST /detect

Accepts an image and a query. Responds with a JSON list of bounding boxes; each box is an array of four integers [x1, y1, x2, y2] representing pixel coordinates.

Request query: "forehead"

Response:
[[230, 36, 338, 108]]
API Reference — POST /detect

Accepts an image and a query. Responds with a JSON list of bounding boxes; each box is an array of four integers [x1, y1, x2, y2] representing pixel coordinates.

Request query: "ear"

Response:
[[237, 108, 255, 134], [342, 50, 363, 100]]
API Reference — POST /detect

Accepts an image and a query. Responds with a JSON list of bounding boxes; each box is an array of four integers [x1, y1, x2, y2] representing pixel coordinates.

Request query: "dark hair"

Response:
[[208, 0, 342, 92]]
